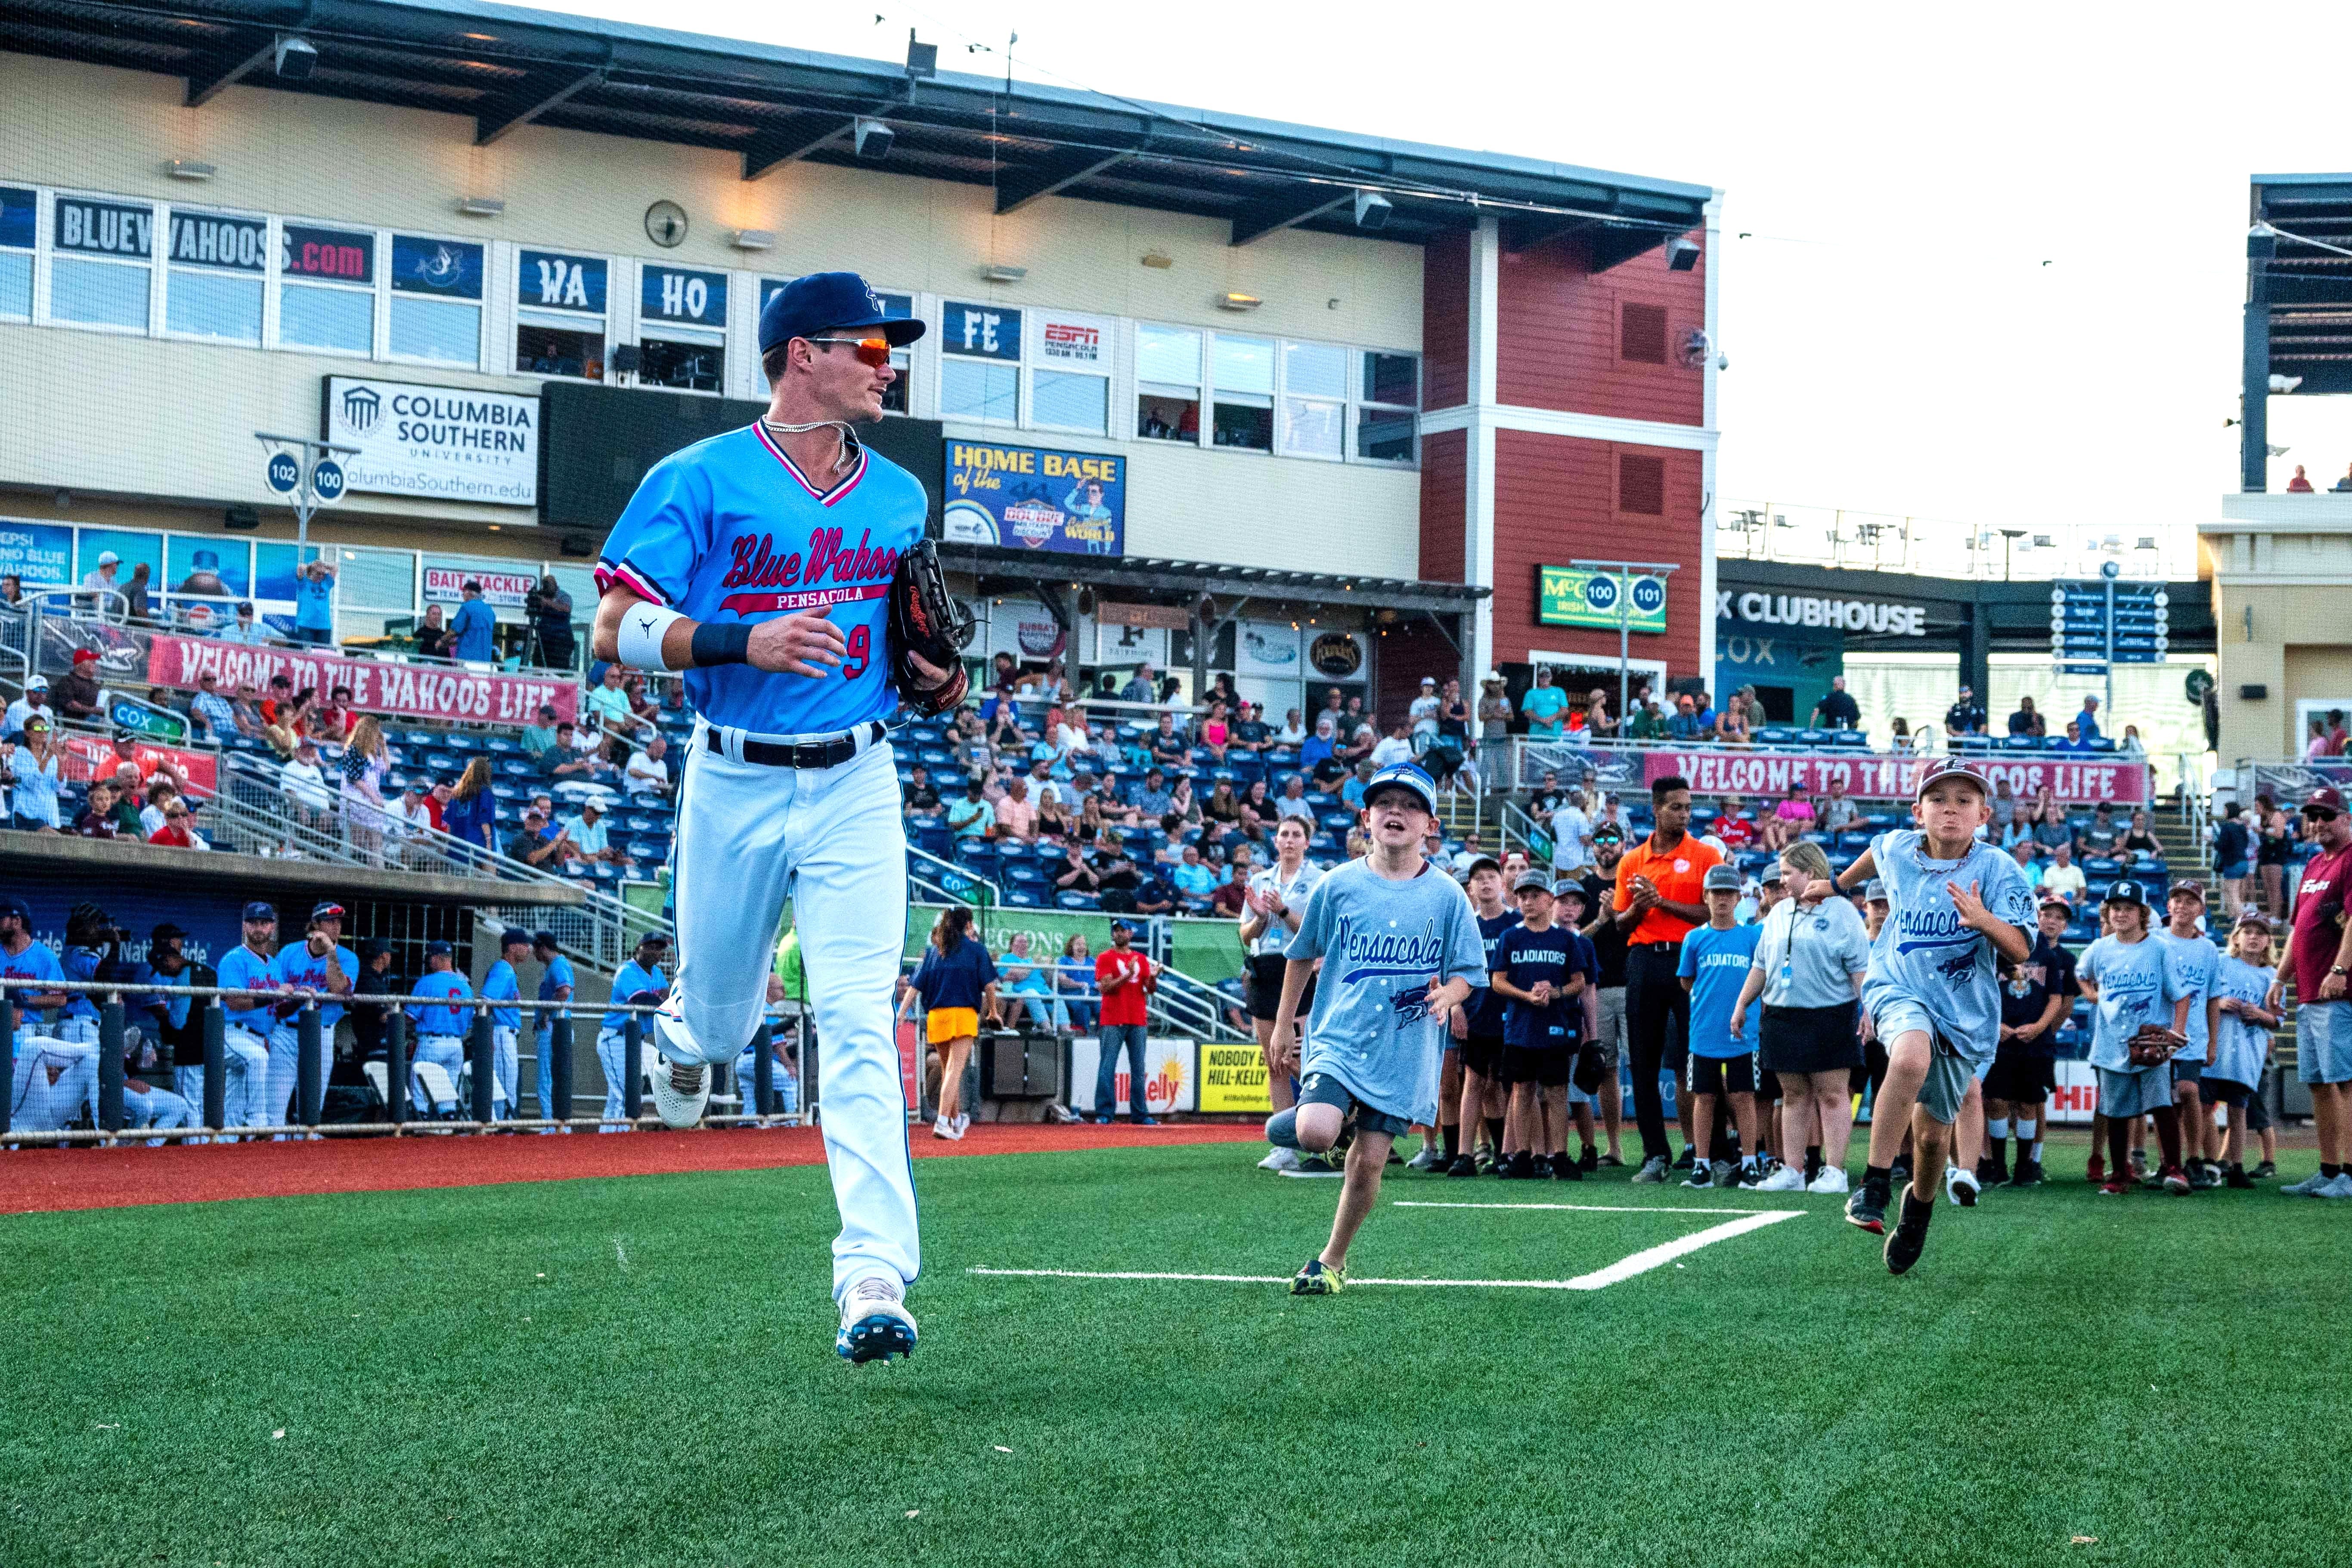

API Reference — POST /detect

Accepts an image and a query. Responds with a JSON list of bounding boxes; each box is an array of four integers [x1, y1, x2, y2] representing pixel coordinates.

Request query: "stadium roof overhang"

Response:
[[0, 0, 1712, 262], [2251, 174, 2352, 396], [939, 544, 1488, 618]]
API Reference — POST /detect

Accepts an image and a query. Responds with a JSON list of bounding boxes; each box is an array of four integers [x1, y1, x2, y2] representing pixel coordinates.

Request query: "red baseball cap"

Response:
[[2304, 787, 2346, 816], [1914, 758, 1991, 800], [71, 648, 97, 664]]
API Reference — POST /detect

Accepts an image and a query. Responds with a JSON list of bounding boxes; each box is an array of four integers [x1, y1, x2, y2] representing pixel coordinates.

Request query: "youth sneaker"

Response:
[[1512, 1151, 1546, 1181], [1945, 1165, 1980, 1208], [1888, 1156, 1911, 1185], [1549, 1151, 1585, 1181], [1579, 1146, 1600, 1173], [1599, 1152, 1626, 1168], [1672, 1146, 1697, 1171], [2280, 1170, 2333, 1196], [1884, 1190, 1935, 1275], [2006, 1157, 2044, 1188], [836, 1275, 917, 1364], [1445, 1153, 1479, 1178], [1747, 1163, 1807, 1193], [1709, 1159, 1740, 1189], [2159, 1164, 2192, 1196], [2098, 1173, 2133, 1196], [2127, 1149, 2150, 1180], [1844, 1183, 1888, 1234], [1295, 1154, 1335, 1174], [2086, 1149, 2106, 1184], [2315, 1173, 2352, 1200], [1680, 1162, 1716, 1190], [2188, 1162, 2222, 1191], [931, 1115, 963, 1141], [1807, 1167, 1850, 1195], [1406, 1143, 1445, 1171], [1631, 1155, 1670, 1185], [1258, 1147, 1301, 1172], [1290, 1258, 1345, 1295], [650, 1056, 710, 1130], [1982, 1147, 2010, 1185], [2253, 1159, 2278, 1179], [2225, 1165, 2257, 1190]]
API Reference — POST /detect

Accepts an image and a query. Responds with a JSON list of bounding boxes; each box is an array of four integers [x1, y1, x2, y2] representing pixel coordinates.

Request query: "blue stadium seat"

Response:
[[2088, 738, 2118, 753], [2083, 856, 2121, 877], [1057, 890, 1100, 911], [1795, 729, 1831, 747], [1753, 726, 1797, 747], [1005, 889, 1043, 908], [1831, 730, 1872, 749], [2001, 736, 2039, 752]]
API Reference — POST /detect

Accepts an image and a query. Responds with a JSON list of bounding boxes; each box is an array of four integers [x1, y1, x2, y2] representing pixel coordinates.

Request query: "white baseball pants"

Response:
[[9, 1033, 97, 1133], [659, 727, 915, 1304]]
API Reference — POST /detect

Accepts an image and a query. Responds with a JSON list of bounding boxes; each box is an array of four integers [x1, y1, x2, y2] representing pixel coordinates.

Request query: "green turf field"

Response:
[[6, 1136, 2350, 1568]]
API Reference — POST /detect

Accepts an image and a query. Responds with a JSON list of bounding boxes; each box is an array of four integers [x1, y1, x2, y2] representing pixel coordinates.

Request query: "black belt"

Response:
[[727, 720, 884, 769]]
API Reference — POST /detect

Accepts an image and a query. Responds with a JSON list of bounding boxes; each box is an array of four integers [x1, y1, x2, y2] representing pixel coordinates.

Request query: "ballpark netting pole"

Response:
[[549, 1016, 573, 1127], [97, 995, 125, 1134], [752, 1020, 775, 1117], [0, 996, 13, 1139], [384, 1009, 409, 1130], [297, 1004, 323, 1128], [622, 1015, 644, 1124], [468, 1008, 495, 1125], [201, 1002, 226, 1133]]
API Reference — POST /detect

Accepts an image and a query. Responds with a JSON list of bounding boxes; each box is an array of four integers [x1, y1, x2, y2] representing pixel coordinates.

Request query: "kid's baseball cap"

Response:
[[2169, 880, 2206, 904], [1463, 855, 1503, 881], [2103, 879, 2147, 907], [1553, 879, 1590, 905], [2234, 910, 2275, 931], [1512, 869, 1555, 894], [1864, 879, 1890, 902], [1914, 758, 1991, 799], [1361, 762, 1438, 816], [1703, 864, 1742, 892], [2038, 893, 2075, 914], [1760, 865, 1785, 886]]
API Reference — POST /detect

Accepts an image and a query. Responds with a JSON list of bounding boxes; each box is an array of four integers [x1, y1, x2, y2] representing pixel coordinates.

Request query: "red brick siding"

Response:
[[1422, 231, 1470, 411], [1419, 427, 1468, 584], [1495, 232, 1706, 424], [1489, 428, 1703, 677]]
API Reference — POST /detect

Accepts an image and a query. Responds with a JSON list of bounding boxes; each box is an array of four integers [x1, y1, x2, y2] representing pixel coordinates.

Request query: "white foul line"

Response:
[[967, 1209, 1803, 1294], [1394, 1201, 1801, 1217]]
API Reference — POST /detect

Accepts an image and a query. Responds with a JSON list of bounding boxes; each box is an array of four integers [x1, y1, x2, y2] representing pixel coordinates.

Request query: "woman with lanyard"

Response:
[[1240, 814, 1323, 1171], [1726, 840, 1872, 1193], [896, 906, 999, 1142]]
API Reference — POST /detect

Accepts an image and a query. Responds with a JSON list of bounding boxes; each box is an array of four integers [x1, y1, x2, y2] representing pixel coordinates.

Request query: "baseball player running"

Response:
[[591, 272, 964, 1364]]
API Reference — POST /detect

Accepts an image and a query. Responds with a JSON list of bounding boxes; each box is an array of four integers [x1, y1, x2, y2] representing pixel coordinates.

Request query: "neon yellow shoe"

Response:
[[1290, 1258, 1345, 1295]]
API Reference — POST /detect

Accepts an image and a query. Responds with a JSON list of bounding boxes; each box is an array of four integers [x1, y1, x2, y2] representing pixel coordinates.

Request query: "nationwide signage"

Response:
[[1540, 565, 1667, 633], [146, 633, 576, 726], [324, 375, 536, 505], [1641, 748, 2151, 805], [943, 441, 1123, 555], [1716, 590, 1928, 636]]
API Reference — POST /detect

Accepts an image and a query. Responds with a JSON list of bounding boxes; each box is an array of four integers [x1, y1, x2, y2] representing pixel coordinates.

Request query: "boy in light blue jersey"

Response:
[[1830, 759, 2033, 1272], [1266, 763, 1485, 1295], [2078, 880, 2195, 1194], [2153, 883, 2222, 1184], [1682, 865, 1766, 1190], [2204, 912, 2281, 1188]]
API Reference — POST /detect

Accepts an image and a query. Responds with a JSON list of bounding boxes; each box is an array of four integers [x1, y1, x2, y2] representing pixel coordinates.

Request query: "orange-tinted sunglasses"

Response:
[[806, 335, 892, 367]]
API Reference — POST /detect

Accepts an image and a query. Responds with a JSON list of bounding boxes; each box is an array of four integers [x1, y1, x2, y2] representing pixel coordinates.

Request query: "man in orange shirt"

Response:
[[1615, 773, 1724, 1183]]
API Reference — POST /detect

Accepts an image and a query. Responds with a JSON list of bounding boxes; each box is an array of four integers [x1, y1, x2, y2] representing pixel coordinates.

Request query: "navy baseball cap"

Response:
[[532, 930, 561, 948], [2104, 879, 2147, 907], [757, 272, 927, 356], [0, 894, 30, 925], [242, 901, 276, 921], [310, 901, 346, 921], [501, 930, 531, 949], [425, 939, 454, 956], [1361, 762, 1438, 816]]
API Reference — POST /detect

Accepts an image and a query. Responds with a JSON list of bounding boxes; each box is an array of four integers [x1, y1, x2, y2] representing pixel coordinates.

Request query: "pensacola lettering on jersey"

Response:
[[717, 528, 902, 617], [1893, 909, 1977, 957], [1335, 918, 1446, 985]]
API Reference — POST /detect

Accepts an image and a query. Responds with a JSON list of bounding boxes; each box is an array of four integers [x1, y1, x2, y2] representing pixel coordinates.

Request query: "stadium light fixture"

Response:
[[853, 118, 895, 160], [273, 34, 316, 78], [1352, 190, 1392, 230], [164, 159, 216, 181], [1667, 236, 1701, 271]]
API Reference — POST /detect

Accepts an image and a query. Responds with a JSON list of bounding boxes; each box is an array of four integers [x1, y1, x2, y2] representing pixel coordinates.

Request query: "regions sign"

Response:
[[1640, 749, 2151, 805], [324, 376, 536, 506], [1539, 565, 1667, 633], [146, 634, 575, 727], [943, 442, 1123, 556]]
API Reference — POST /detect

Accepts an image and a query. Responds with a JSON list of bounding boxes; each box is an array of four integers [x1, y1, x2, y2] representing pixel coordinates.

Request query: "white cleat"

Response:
[[1258, 1147, 1301, 1172], [1744, 1164, 1808, 1192], [650, 1056, 710, 1130], [1946, 1164, 1980, 1207], [837, 1274, 917, 1363], [953, 1112, 971, 1137], [1807, 1167, 1850, 1195], [931, 1115, 964, 1140]]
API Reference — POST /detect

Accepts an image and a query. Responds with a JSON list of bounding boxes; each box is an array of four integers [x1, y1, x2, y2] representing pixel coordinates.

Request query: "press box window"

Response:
[[1279, 340, 1346, 460], [1356, 350, 1419, 463], [1210, 333, 1274, 451], [162, 208, 266, 344], [0, 187, 34, 319], [1135, 324, 1200, 442], [516, 249, 607, 380], [639, 265, 726, 393], [1033, 313, 1111, 434], [940, 301, 1021, 424], [49, 195, 153, 331], [388, 234, 484, 366], [278, 223, 375, 354]]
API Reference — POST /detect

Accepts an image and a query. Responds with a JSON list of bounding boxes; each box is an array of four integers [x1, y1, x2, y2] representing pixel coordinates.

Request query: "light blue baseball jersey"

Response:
[[1862, 829, 2035, 1061], [215, 943, 277, 1030], [1, 939, 65, 1032], [2153, 931, 2220, 1063], [406, 970, 474, 1037], [61, 945, 102, 1019], [604, 958, 667, 1032], [2208, 955, 2275, 1088], [597, 424, 927, 736], [1283, 858, 1487, 1124], [270, 943, 359, 1032], [2077, 933, 2191, 1072], [538, 952, 576, 1021], [1679, 923, 1763, 1060], [482, 958, 521, 1031]]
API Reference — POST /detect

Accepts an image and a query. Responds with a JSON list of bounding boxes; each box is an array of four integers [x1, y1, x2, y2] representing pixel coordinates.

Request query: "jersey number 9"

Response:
[[843, 624, 870, 679]]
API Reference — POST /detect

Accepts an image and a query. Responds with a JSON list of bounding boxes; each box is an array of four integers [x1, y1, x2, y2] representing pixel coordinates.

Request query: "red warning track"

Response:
[[0, 1122, 1265, 1216]]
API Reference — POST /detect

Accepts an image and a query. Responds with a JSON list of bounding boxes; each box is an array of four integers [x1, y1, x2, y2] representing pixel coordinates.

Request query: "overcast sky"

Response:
[[561, 0, 2352, 571]]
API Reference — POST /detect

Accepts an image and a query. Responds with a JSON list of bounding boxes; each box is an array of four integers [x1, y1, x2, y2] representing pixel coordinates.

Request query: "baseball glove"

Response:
[[887, 538, 974, 716], [2126, 1023, 2186, 1066]]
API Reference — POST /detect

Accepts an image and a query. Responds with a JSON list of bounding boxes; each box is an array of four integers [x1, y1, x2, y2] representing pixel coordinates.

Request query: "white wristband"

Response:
[[615, 603, 685, 671]]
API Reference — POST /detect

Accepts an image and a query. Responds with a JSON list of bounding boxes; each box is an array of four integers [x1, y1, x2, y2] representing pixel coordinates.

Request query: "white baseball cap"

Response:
[[25, 675, 46, 691], [97, 551, 119, 566]]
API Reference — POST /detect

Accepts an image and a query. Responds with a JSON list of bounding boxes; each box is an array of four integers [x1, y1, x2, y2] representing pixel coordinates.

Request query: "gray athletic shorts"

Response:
[[2098, 1062, 2175, 1119], [1871, 997, 1980, 1125], [1596, 986, 1626, 1068]]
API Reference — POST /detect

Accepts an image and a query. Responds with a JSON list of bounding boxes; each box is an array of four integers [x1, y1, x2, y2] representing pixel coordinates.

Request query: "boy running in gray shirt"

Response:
[[1267, 762, 1487, 1295]]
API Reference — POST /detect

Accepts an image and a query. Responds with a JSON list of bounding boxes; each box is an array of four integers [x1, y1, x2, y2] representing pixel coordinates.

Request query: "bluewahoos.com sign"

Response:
[[323, 376, 536, 505], [942, 442, 1124, 556]]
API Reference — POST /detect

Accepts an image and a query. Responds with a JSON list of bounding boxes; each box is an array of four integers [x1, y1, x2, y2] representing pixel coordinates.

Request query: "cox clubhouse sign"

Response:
[[324, 376, 537, 506], [147, 635, 576, 727], [1642, 749, 2151, 805]]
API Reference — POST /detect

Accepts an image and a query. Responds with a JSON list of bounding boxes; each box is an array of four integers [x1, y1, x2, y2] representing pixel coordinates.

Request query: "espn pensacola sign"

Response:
[[1642, 748, 2151, 805], [1538, 565, 1667, 633], [322, 376, 536, 506]]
